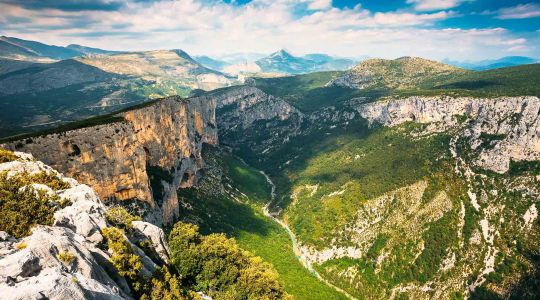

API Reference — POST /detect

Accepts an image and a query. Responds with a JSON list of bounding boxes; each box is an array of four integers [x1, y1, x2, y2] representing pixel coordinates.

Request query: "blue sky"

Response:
[[0, 0, 538, 60]]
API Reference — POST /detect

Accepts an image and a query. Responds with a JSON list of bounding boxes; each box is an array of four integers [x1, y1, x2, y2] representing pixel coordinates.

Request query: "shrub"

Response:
[[0, 148, 17, 163], [106, 206, 141, 230], [15, 241, 27, 249], [0, 171, 58, 238], [168, 222, 289, 300], [102, 227, 142, 280], [12, 171, 70, 190], [142, 266, 189, 300], [58, 251, 77, 266]]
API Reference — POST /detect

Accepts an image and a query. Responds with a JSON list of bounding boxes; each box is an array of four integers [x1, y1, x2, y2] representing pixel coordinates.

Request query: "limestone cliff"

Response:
[[356, 96, 540, 173], [2, 96, 218, 224]]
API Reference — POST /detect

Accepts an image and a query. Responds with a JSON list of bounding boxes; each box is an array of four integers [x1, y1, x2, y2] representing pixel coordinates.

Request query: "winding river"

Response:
[[259, 171, 358, 300]]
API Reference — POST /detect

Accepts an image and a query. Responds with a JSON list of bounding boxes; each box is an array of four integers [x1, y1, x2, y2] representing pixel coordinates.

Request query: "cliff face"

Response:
[[3, 96, 218, 224], [356, 96, 540, 173]]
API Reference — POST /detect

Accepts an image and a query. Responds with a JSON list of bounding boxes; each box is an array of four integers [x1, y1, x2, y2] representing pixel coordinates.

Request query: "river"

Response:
[[259, 171, 358, 300]]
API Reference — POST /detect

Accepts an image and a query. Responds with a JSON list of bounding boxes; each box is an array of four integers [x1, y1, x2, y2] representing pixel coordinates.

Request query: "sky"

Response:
[[0, 0, 539, 61]]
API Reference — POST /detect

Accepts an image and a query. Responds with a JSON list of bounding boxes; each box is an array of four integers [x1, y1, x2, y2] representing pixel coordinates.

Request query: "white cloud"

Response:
[[0, 0, 537, 61], [496, 3, 540, 19], [307, 0, 332, 10], [406, 0, 467, 11]]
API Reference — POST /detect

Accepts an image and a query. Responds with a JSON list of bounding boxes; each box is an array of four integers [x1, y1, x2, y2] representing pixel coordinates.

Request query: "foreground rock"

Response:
[[0, 152, 170, 300]]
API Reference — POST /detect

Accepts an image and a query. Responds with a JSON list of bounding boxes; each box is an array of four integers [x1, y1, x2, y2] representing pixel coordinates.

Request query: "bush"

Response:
[[102, 227, 142, 280], [13, 171, 70, 191], [106, 206, 141, 230], [58, 251, 77, 266], [0, 148, 17, 163], [0, 171, 58, 238], [168, 222, 290, 300], [142, 266, 189, 300]]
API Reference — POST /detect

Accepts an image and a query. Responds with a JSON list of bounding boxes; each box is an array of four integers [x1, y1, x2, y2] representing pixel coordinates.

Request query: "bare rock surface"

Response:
[[0, 152, 171, 300], [356, 96, 540, 173], [2, 96, 218, 224]]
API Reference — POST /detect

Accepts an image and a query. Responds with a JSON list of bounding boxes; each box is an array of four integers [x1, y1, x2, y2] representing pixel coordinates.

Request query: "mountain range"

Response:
[[197, 49, 357, 75], [444, 56, 539, 70]]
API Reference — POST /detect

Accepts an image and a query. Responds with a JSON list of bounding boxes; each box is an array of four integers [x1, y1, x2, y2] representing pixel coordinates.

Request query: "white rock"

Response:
[[131, 221, 170, 263]]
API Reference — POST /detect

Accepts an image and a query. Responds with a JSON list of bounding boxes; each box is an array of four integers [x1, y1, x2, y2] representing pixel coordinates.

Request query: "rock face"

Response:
[[0, 152, 170, 300], [356, 96, 540, 173], [209, 86, 300, 132], [3, 96, 218, 224]]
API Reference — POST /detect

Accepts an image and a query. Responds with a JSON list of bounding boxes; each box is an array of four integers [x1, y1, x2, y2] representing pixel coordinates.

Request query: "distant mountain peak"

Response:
[[269, 49, 294, 59]]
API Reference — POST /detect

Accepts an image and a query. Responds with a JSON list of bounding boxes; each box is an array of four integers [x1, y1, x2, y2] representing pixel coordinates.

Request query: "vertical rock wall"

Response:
[[3, 96, 218, 224]]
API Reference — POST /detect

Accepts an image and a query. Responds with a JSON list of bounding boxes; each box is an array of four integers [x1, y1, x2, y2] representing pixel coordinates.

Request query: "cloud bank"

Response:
[[0, 0, 538, 60]]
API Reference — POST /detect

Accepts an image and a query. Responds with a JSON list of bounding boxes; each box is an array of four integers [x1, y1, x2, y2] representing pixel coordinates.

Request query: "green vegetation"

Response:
[[435, 63, 540, 97], [15, 241, 27, 249], [177, 146, 347, 299], [142, 266, 193, 300], [285, 125, 452, 246], [102, 227, 143, 280], [252, 71, 375, 111], [251, 63, 540, 114], [508, 160, 540, 176], [0, 171, 70, 238], [57, 251, 77, 266], [168, 222, 291, 300], [106, 206, 142, 230], [0, 148, 17, 163]]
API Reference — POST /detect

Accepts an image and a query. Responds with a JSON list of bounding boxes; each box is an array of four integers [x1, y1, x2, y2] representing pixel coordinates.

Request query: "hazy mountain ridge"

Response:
[[0, 36, 117, 61], [198, 49, 356, 75], [0, 38, 236, 138], [445, 56, 539, 70]]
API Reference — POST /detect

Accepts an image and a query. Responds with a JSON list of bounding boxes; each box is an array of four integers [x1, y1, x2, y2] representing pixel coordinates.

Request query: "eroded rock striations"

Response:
[[356, 96, 540, 173], [0, 152, 169, 300], [2, 96, 218, 224]]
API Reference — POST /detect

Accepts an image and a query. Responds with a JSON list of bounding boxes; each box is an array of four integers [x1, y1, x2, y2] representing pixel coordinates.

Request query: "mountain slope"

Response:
[[194, 55, 231, 71], [255, 50, 318, 74], [66, 44, 122, 55], [0, 47, 237, 137], [329, 56, 469, 90], [0, 59, 114, 95], [220, 50, 355, 75], [0, 36, 121, 62], [77, 50, 233, 90], [0, 36, 82, 61]]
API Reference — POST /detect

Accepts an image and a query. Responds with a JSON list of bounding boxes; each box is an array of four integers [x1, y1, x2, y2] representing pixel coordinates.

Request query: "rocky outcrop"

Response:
[[0, 152, 170, 300], [3, 96, 218, 224], [356, 96, 540, 173], [204, 86, 300, 132]]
